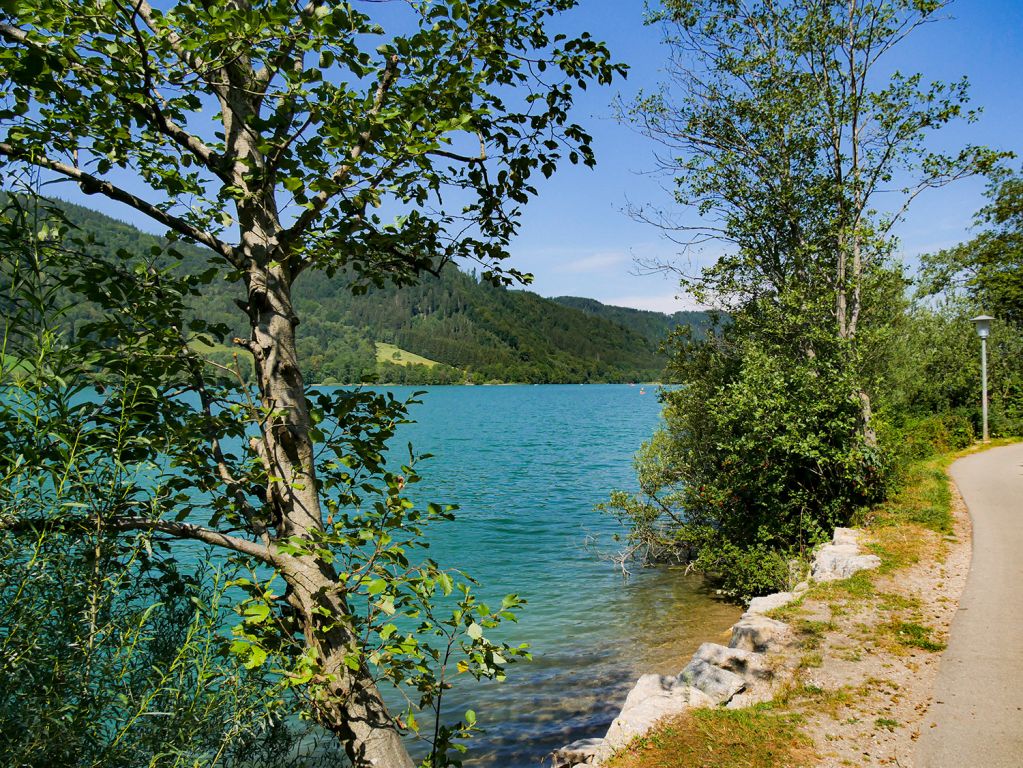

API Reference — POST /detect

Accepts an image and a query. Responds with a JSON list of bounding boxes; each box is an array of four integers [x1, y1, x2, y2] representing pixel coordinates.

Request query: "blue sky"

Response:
[[50, 0, 1023, 315], [506, 0, 1023, 312]]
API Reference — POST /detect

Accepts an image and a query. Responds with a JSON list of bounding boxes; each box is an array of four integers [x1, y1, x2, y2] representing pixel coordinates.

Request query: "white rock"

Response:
[[746, 591, 796, 614], [551, 737, 604, 767], [729, 614, 794, 653], [596, 674, 713, 762], [832, 527, 860, 546], [793, 581, 810, 595], [691, 642, 773, 683], [811, 543, 881, 582], [679, 657, 746, 703], [725, 686, 778, 709]]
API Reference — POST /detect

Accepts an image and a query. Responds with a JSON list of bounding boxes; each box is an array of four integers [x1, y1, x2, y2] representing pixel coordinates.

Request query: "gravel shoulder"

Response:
[[778, 477, 972, 767]]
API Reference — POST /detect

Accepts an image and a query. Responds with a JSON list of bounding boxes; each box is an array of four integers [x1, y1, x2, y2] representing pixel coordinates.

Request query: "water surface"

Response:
[[379, 385, 740, 766]]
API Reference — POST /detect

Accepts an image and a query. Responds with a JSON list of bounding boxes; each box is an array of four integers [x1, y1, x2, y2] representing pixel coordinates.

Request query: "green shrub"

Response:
[[893, 411, 975, 461], [604, 316, 891, 602], [696, 539, 797, 605]]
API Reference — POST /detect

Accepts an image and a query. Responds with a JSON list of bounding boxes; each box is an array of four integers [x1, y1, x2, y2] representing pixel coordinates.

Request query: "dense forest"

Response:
[[52, 199, 698, 384], [551, 296, 713, 344]]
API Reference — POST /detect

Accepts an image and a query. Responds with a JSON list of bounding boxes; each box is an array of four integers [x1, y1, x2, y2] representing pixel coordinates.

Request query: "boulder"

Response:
[[811, 543, 881, 582], [596, 674, 713, 762], [832, 527, 860, 546], [679, 657, 746, 703], [691, 642, 773, 683], [729, 614, 794, 653], [551, 737, 604, 767], [746, 591, 796, 615]]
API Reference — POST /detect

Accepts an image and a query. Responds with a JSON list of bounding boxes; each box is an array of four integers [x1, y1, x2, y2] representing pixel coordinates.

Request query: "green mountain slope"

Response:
[[551, 296, 714, 348], [28, 198, 707, 383]]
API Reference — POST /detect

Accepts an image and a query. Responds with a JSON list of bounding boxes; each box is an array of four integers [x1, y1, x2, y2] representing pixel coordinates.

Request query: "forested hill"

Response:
[[43, 198, 707, 384], [551, 296, 714, 346]]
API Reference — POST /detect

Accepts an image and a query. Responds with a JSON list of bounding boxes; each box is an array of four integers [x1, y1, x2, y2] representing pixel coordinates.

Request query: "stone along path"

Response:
[[916, 442, 1023, 768]]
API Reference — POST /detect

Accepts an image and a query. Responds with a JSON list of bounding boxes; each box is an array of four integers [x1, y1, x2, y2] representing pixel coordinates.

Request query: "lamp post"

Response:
[[972, 315, 994, 443]]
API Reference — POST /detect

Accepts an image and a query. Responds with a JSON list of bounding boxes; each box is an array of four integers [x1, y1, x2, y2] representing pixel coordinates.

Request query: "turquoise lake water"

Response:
[[374, 385, 740, 767]]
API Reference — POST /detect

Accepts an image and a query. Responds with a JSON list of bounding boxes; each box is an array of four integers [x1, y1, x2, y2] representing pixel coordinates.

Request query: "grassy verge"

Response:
[[858, 438, 1018, 573], [607, 706, 815, 768], [605, 439, 1018, 768]]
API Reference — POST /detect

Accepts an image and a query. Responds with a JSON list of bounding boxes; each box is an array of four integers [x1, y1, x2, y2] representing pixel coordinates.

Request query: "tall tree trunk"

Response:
[[238, 197, 415, 767], [282, 558, 416, 768]]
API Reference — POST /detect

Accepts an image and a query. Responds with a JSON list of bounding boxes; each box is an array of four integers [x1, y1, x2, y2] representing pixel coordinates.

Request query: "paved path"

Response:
[[916, 442, 1023, 768]]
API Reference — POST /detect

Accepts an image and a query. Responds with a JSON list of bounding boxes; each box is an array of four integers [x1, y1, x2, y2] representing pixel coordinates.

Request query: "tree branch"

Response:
[[0, 142, 240, 266], [279, 54, 400, 247], [133, 0, 229, 101], [3, 17, 226, 183], [0, 514, 276, 564], [118, 0, 230, 181]]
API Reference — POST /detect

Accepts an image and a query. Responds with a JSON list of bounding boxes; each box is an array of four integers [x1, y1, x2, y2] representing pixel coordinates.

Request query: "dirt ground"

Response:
[[789, 484, 972, 767]]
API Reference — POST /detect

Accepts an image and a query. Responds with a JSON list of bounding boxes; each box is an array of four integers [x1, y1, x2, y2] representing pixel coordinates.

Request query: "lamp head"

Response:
[[972, 314, 995, 339]]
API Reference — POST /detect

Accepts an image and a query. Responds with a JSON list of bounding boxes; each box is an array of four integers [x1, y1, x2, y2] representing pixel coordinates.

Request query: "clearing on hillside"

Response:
[[375, 343, 440, 368]]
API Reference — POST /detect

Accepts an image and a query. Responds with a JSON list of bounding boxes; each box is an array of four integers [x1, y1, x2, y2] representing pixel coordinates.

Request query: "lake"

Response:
[[374, 385, 740, 767]]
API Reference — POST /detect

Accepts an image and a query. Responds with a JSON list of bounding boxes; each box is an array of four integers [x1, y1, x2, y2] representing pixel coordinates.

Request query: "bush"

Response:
[[696, 538, 798, 605], [893, 412, 975, 461], [604, 318, 891, 602]]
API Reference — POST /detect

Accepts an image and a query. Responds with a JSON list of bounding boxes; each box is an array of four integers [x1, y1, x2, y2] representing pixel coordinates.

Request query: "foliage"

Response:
[[0, 0, 625, 287], [0, 0, 626, 763], [627, 0, 999, 319], [23, 198, 676, 385], [551, 295, 715, 346], [604, 317, 887, 601], [0, 192, 339, 767], [606, 0, 998, 601], [0, 539, 334, 768], [918, 172, 1023, 436], [922, 171, 1023, 326], [0, 188, 524, 767], [885, 412, 975, 463]]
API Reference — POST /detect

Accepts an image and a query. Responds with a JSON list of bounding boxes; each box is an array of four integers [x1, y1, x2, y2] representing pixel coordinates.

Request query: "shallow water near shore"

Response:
[[370, 385, 741, 767]]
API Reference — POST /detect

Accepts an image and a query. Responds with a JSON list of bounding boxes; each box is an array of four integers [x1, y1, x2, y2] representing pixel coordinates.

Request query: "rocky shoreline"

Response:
[[551, 528, 881, 767]]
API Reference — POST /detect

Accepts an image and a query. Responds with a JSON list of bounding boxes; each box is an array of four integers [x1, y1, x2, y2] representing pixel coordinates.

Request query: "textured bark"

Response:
[[280, 557, 415, 768], [235, 200, 416, 766]]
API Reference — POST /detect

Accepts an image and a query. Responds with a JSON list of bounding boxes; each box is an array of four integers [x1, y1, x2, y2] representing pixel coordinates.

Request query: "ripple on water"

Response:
[[339, 386, 741, 767]]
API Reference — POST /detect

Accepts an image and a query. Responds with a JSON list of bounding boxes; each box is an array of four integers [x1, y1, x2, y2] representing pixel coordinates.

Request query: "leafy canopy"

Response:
[[0, 0, 625, 284]]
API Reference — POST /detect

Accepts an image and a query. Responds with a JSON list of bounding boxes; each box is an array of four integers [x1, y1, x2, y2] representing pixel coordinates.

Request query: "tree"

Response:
[[627, 0, 1000, 435], [0, 2, 624, 765], [606, 0, 1001, 596], [919, 171, 1023, 434], [922, 171, 1023, 326]]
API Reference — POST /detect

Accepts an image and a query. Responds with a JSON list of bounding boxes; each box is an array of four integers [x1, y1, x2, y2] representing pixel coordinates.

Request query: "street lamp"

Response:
[[972, 315, 995, 443]]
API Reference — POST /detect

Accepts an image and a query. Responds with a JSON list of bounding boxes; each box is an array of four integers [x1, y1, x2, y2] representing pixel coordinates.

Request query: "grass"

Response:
[[773, 681, 856, 718], [866, 455, 954, 533], [792, 619, 835, 650], [874, 717, 899, 732], [807, 571, 875, 602], [887, 620, 946, 652], [188, 337, 241, 357], [606, 707, 816, 768], [375, 342, 440, 368]]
